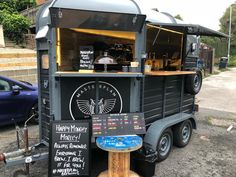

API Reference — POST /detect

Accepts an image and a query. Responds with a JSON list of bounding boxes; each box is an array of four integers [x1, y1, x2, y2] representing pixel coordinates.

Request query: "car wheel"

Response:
[[28, 103, 38, 124], [185, 70, 202, 95], [173, 120, 192, 147], [157, 128, 173, 162]]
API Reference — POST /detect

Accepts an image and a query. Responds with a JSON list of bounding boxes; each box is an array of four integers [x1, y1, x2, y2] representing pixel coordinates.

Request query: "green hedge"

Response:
[[229, 55, 236, 67], [0, 10, 30, 44]]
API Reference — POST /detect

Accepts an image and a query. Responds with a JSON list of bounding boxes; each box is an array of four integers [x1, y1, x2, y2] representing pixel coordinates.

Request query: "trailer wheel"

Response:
[[156, 128, 173, 162], [185, 70, 202, 95], [173, 120, 192, 147]]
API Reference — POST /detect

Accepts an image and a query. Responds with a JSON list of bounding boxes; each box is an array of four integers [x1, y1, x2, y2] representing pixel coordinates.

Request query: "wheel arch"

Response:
[[144, 113, 196, 151], [189, 117, 197, 129]]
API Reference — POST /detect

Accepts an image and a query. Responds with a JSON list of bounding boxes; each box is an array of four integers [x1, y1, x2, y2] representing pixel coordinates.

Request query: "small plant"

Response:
[[228, 55, 236, 67], [207, 116, 213, 125]]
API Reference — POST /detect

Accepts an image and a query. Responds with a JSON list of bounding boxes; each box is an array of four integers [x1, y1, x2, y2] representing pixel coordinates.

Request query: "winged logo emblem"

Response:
[[76, 98, 116, 115], [98, 98, 116, 114]]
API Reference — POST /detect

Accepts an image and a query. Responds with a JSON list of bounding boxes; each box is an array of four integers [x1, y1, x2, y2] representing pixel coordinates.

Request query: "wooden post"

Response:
[[96, 136, 143, 177], [99, 151, 139, 177], [108, 152, 130, 177]]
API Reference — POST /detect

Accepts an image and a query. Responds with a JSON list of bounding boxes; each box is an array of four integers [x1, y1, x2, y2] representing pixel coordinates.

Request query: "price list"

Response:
[[92, 113, 146, 137]]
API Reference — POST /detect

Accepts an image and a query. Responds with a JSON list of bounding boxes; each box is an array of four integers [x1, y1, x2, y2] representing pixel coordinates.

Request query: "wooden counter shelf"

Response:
[[54, 71, 143, 78], [145, 71, 196, 76]]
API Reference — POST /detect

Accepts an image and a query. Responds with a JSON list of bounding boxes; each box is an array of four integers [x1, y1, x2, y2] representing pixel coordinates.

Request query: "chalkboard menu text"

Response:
[[49, 120, 91, 177], [92, 113, 146, 137], [79, 46, 94, 70]]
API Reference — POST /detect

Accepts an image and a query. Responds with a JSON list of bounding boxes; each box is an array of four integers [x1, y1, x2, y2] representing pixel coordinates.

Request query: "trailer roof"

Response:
[[36, 0, 228, 38], [150, 23, 229, 38], [52, 0, 141, 14]]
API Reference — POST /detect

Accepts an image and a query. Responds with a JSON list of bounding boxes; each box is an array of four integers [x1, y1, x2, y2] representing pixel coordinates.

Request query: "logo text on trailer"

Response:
[[69, 81, 123, 120]]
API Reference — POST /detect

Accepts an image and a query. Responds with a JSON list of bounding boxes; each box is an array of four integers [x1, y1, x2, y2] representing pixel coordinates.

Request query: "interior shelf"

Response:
[[54, 71, 143, 78], [145, 71, 196, 76]]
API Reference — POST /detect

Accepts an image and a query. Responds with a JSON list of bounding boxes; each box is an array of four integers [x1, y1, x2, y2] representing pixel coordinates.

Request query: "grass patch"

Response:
[[207, 116, 213, 125], [228, 55, 236, 67]]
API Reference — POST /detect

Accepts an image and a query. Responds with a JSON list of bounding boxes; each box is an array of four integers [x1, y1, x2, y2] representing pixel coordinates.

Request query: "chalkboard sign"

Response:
[[79, 46, 94, 70], [92, 113, 146, 137], [49, 120, 91, 177]]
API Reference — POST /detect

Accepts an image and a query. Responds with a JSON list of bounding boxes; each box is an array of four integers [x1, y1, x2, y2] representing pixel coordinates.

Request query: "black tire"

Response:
[[156, 128, 173, 162], [29, 103, 39, 124], [173, 120, 192, 147], [185, 70, 202, 95]]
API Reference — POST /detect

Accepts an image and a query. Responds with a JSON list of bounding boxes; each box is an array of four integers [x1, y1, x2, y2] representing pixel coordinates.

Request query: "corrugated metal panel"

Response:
[[40, 72, 51, 143], [143, 76, 194, 125], [184, 57, 198, 70], [182, 94, 194, 113], [143, 77, 163, 124]]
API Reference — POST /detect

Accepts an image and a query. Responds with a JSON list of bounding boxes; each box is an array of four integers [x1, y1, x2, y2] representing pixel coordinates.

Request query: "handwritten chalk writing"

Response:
[[57, 162, 62, 167], [53, 168, 80, 176], [63, 162, 71, 168], [69, 143, 87, 149], [56, 125, 87, 133], [79, 46, 94, 70], [80, 51, 94, 55], [72, 157, 84, 162], [56, 150, 77, 156], [50, 121, 90, 177], [54, 156, 66, 162], [60, 134, 81, 142], [54, 143, 68, 149]]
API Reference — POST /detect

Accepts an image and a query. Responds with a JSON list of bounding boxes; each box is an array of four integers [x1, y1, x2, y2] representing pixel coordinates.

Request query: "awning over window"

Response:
[[49, 0, 146, 32], [150, 23, 228, 38], [50, 8, 146, 32]]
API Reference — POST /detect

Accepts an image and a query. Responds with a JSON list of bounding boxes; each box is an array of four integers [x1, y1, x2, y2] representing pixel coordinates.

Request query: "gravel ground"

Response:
[[0, 68, 236, 177], [155, 109, 236, 177]]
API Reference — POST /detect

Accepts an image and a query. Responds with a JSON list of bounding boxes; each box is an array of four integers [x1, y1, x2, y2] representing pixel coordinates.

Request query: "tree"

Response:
[[15, 0, 36, 12], [0, 10, 30, 43], [219, 3, 236, 56], [0, 0, 34, 44], [201, 2, 236, 66], [174, 14, 183, 21], [201, 36, 228, 58], [0, 0, 36, 12]]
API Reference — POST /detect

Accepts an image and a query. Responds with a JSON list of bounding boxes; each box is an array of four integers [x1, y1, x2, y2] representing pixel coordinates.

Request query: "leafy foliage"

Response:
[[0, 0, 36, 12], [0, 0, 35, 44], [219, 3, 236, 56], [15, 0, 36, 12], [201, 37, 228, 57], [201, 2, 236, 66], [0, 2, 15, 13], [0, 10, 31, 43], [174, 14, 183, 21]]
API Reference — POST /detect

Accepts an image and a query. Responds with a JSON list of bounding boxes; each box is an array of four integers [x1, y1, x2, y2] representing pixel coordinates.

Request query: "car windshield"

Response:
[[19, 80, 33, 86]]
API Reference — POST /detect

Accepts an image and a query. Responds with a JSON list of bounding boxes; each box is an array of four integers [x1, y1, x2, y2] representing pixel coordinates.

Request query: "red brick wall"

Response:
[[36, 0, 47, 5]]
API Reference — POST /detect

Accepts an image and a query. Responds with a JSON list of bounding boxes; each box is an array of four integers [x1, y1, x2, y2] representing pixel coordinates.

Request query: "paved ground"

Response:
[[155, 68, 236, 177], [197, 68, 236, 113], [0, 68, 236, 177]]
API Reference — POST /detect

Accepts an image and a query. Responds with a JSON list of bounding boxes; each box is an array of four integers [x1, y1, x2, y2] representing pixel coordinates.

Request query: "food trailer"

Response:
[[0, 0, 228, 176]]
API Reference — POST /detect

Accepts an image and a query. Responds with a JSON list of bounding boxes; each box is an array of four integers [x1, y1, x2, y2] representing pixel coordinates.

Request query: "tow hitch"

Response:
[[0, 113, 48, 176]]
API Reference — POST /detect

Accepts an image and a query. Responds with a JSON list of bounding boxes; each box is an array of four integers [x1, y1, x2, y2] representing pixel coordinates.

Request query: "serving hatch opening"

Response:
[[56, 28, 136, 72], [145, 24, 184, 71]]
